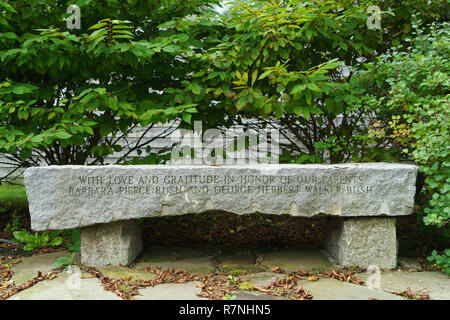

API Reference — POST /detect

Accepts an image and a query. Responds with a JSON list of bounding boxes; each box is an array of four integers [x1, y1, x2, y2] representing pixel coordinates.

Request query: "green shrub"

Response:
[[353, 18, 449, 272], [428, 250, 450, 275], [13, 230, 63, 251], [0, 0, 220, 171]]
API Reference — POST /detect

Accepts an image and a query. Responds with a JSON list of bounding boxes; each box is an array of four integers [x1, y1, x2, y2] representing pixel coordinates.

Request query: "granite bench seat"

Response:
[[24, 163, 417, 268]]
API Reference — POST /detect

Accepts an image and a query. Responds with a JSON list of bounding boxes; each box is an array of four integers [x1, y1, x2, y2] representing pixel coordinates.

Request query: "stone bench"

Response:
[[24, 163, 417, 269]]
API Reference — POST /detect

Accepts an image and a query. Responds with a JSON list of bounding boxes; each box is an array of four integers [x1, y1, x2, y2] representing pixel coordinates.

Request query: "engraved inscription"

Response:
[[68, 173, 374, 197]]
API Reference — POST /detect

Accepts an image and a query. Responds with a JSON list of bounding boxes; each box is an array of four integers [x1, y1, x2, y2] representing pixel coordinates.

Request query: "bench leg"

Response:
[[80, 220, 143, 267], [325, 217, 397, 269]]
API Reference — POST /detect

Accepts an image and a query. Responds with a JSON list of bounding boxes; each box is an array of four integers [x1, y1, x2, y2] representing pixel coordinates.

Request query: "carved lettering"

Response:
[[68, 173, 374, 197]]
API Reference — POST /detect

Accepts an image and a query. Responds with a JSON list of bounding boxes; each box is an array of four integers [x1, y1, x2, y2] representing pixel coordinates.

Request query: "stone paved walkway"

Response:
[[2, 246, 449, 300]]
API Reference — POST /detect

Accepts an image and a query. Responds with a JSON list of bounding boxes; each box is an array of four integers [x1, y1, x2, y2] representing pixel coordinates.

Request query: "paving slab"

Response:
[[98, 265, 157, 284], [240, 272, 281, 287], [260, 246, 332, 272], [358, 271, 450, 300], [11, 252, 79, 285], [216, 250, 265, 274], [8, 266, 121, 300], [9, 247, 447, 301], [135, 281, 206, 300], [135, 246, 214, 275], [299, 278, 404, 300]]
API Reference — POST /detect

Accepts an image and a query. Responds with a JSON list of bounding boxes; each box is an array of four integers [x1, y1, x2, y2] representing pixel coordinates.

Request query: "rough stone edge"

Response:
[[80, 220, 142, 267], [324, 217, 398, 269], [24, 163, 418, 231]]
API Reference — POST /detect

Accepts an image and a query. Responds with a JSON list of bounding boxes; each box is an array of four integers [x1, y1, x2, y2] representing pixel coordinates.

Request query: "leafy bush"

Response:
[[428, 250, 450, 275], [353, 18, 449, 273], [173, 0, 383, 163], [0, 0, 220, 177], [165, 0, 446, 163], [386, 21, 449, 230], [13, 230, 63, 251]]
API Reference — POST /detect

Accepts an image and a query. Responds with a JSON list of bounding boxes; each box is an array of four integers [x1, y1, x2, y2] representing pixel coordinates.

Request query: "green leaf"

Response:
[[108, 96, 119, 110], [23, 244, 34, 251], [12, 87, 24, 95], [305, 91, 312, 105], [48, 236, 63, 246], [307, 83, 322, 92], [191, 83, 201, 95], [182, 112, 192, 124], [236, 97, 246, 111], [258, 70, 272, 80], [251, 70, 258, 87], [55, 131, 72, 140], [82, 121, 98, 127], [291, 84, 306, 94], [88, 22, 108, 30], [162, 44, 180, 53], [13, 231, 29, 242]]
